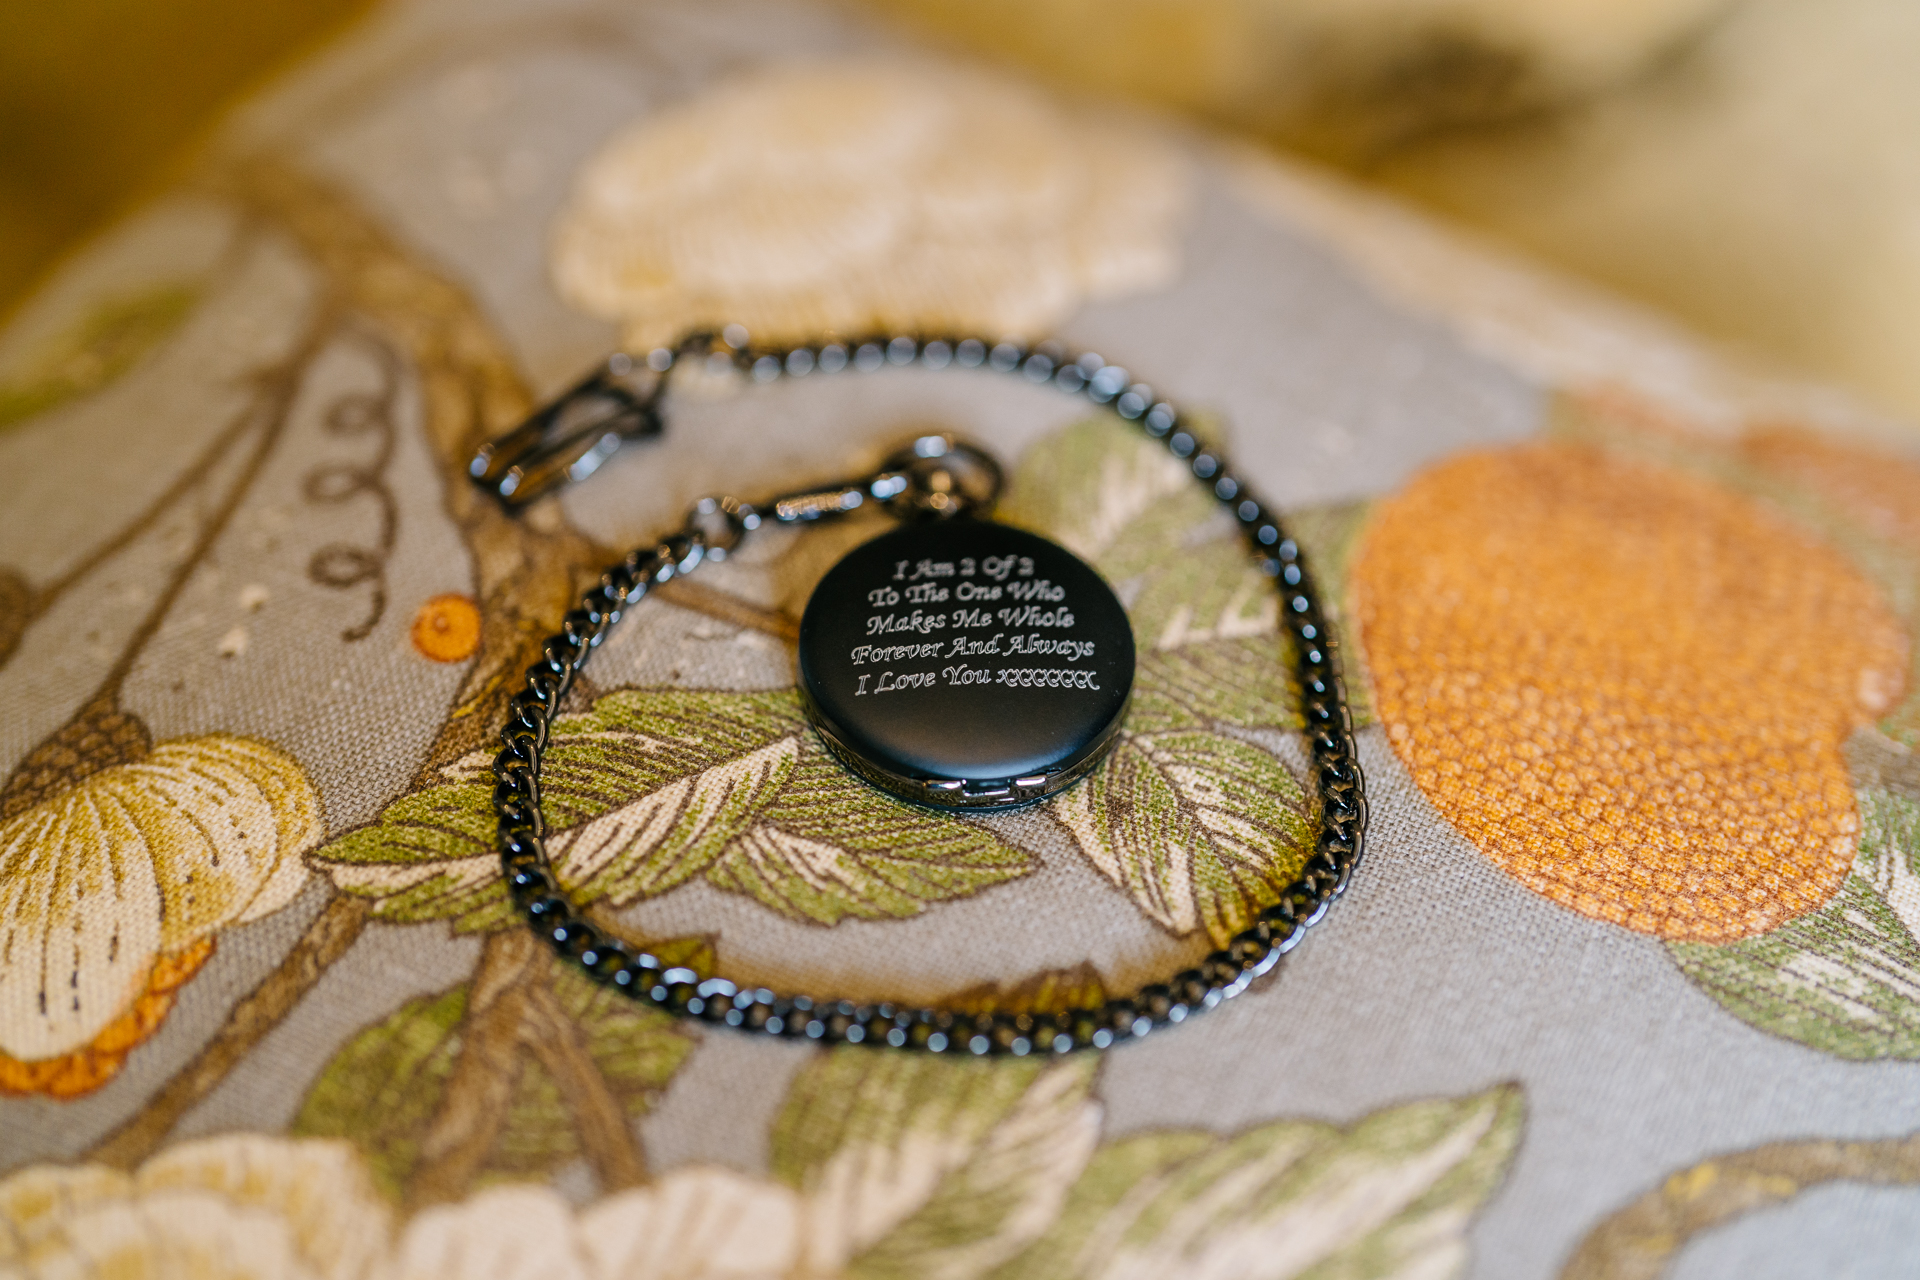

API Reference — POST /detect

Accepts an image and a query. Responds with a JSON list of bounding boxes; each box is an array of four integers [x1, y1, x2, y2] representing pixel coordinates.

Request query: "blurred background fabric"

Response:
[[7, 0, 1918, 421], [872, 0, 1920, 425], [0, 0, 372, 320]]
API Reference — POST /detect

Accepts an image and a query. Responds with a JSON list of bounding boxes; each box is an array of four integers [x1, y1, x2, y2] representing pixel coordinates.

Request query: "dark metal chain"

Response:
[[479, 330, 1366, 1054]]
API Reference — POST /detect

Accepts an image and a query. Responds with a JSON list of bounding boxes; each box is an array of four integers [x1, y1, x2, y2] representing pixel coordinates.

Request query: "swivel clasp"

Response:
[[763, 434, 1003, 526]]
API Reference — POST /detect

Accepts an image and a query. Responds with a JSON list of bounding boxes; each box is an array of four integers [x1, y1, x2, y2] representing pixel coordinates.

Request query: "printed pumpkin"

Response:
[[0, 721, 320, 1096]]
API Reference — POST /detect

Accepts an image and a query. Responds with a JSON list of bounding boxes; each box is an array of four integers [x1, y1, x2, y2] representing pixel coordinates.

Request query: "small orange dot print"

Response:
[[1352, 442, 1909, 943], [410, 593, 482, 663]]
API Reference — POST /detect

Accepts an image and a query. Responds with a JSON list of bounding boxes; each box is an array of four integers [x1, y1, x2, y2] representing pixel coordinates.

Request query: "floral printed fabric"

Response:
[[3, 2, 1920, 1278]]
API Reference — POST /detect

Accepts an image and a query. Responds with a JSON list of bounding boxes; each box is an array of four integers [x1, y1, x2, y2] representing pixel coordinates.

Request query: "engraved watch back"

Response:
[[798, 519, 1134, 810], [791, 435, 1133, 810]]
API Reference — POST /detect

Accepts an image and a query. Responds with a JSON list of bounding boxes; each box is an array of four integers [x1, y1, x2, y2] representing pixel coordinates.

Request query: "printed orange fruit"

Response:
[[1352, 442, 1908, 942]]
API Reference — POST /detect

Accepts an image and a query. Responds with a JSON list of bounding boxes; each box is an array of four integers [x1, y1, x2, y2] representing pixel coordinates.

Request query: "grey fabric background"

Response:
[[3, 0, 1917, 1275]]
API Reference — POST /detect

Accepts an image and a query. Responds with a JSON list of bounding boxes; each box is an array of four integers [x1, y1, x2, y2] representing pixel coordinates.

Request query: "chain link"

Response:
[[483, 330, 1367, 1054]]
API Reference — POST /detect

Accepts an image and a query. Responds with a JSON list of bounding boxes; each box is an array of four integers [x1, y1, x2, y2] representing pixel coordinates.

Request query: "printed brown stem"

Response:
[[11, 397, 260, 654], [89, 893, 371, 1169], [404, 928, 540, 1211], [210, 156, 600, 778], [655, 577, 801, 642], [520, 966, 649, 1193], [5, 300, 335, 810], [78, 154, 591, 1176], [1561, 1132, 1920, 1280], [199, 157, 621, 1207], [2, 213, 278, 671]]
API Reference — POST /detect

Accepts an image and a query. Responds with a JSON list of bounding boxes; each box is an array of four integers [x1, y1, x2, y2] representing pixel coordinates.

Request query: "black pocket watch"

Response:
[[794, 438, 1135, 810], [471, 330, 1365, 1053]]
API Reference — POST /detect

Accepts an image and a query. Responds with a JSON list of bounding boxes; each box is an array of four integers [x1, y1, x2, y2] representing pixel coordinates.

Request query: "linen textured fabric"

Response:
[[2, 2, 1918, 1277]]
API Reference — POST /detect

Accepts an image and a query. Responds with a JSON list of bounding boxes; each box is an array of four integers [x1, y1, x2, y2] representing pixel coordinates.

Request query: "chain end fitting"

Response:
[[469, 352, 670, 508]]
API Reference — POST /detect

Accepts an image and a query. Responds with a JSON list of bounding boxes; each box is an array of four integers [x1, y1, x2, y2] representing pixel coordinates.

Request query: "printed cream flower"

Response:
[[387, 1175, 797, 1280], [386, 1057, 1101, 1280], [1, 1152, 803, 1280], [0, 1056, 1100, 1280], [0, 733, 320, 1096], [550, 61, 1190, 349], [0, 1067, 1520, 1280], [0, 1135, 390, 1280]]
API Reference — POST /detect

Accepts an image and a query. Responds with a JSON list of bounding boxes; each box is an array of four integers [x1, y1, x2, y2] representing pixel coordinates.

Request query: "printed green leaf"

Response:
[[311, 687, 1033, 929], [313, 780, 510, 930], [1669, 784, 1920, 1060], [1286, 498, 1377, 727], [290, 987, 466, 1197], [1131, 638, 1302, 735], [1001, 418, 1371, 734], [997, 417, 1198, 576], [771, 1048, 1101, 1277], [771, 1051, 1053, 1191], [0, 283, 201, 430], [1053, 729, 1314, 946], [949, 963, 1109, 1018], [489, 964, 697, 1182], [1283, 500, 1372, 601], [1003, 420, 1341, 945], [539, 689, 803, 903], [851, 1061, 1102, 1280], [709, 739, 1036, 925], [988, 1084, 1525, 1280], [291, 963, 694, 1198], [1000, 418, 1265, 651]]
